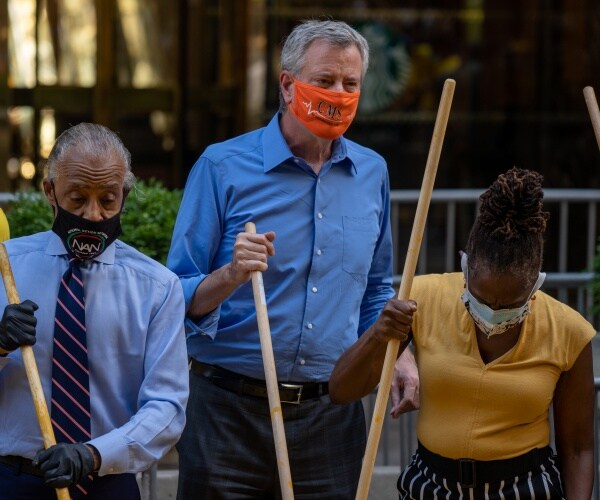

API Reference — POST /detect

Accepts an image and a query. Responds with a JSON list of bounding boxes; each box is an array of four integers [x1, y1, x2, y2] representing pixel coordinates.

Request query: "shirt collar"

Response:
[[331, 138, 357, 175], [46, 230, 116, 264], [263, 114, 295, 173], [262, 113, 357, 175]]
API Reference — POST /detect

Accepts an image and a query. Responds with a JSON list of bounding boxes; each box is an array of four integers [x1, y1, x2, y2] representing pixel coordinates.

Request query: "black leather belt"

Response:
[[417, 442, 553, 488], [191, 359, 329, 404], [0, 455, 44, 477]]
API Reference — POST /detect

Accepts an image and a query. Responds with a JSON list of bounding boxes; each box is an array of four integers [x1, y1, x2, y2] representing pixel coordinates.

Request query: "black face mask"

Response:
[[51, 186, 122, 260]]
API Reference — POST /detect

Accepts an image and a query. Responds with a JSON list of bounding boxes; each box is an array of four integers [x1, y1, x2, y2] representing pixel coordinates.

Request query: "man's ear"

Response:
[[279, 71, 294, 107], [42, 179, 55, 206], [42, 178, 59, 218]]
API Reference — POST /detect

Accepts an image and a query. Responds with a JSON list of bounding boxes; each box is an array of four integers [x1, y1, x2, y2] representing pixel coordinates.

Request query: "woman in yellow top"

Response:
[[330, 168, 594, 499]]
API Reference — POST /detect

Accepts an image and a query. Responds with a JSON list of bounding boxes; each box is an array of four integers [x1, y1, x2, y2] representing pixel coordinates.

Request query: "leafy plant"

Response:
[[120, 179, 183, 263], [5, 192, 54, 236], [5, 179, 182, 265]]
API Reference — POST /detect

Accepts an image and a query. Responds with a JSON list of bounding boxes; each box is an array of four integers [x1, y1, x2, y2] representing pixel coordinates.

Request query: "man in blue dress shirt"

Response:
[[168, 19, 418, 498], [0, 123, 189, 499]]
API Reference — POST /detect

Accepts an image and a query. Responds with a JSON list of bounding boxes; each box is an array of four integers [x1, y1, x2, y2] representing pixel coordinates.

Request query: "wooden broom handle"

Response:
[[584, 87, 600, 151], [355, 79, 456, 500], [245, 222, 294, 499], [0, 243, 71, 500]]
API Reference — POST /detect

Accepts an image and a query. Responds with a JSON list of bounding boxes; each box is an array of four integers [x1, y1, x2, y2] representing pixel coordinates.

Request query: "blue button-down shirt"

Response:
[[0, 231, 189, 476], [167, 113, 395, 381]]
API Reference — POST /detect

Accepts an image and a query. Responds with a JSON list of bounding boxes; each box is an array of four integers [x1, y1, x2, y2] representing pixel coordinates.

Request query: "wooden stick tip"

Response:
[[444, 78, 456, 88]]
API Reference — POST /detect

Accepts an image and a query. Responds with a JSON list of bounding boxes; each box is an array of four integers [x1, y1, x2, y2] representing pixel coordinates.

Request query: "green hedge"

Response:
[[5, 179, 182, 265]]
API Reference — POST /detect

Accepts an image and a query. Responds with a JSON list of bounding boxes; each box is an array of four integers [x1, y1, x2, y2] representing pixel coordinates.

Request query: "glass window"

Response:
[[116, 0, 177, 88], [8, 0, 36, 88]]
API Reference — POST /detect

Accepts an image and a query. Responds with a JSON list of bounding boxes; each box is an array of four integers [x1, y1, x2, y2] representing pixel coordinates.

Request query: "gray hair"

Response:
[[281, 20, 370, 78], [279, 20, 369, 112], [46, 122, 135, 191]]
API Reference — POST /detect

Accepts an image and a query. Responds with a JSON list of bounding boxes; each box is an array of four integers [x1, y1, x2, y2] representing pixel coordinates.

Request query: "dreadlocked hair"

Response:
[[465, 167, 549, 283]]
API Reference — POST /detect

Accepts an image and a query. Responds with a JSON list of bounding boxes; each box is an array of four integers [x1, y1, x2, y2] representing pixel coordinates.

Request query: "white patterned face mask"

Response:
[[460, 253, 545, 339]]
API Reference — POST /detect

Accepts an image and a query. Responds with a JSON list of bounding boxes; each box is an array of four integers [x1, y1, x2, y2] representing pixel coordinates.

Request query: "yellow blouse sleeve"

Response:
[[0, 208, 10, 241]]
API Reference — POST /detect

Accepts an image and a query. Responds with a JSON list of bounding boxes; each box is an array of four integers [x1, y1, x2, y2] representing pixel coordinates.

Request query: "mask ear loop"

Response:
[[460, 252, 468, 272], [528, 272, 546, 302], [460, 252, 469, 286]]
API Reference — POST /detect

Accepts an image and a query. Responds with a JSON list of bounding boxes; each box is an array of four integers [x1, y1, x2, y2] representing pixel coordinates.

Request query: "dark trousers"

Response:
[[177, 370, 367, 499], [0, 461, 141, 500]]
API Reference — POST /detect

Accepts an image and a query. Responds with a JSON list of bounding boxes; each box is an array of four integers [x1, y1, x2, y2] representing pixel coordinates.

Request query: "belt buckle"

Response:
[[458, 458, 476, 488], [279, 383, 303, 404]]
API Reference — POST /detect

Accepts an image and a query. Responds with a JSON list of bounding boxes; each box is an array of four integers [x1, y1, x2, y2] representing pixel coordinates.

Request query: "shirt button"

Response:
[[316, 249, 322, 256], [312, 287, 318, 293], [317, 212, 323, 219], [307, 323, 313, 329], [300, 359, 306, 365]]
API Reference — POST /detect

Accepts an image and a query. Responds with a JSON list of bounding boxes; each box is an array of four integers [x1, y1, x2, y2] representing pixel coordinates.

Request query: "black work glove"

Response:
[[32, 443, 96, 488], [0, 300, 38, 352]]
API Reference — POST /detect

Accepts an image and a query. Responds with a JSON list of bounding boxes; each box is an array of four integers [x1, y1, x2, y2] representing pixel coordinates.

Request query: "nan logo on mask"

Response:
[[66, 229, 108, 259]]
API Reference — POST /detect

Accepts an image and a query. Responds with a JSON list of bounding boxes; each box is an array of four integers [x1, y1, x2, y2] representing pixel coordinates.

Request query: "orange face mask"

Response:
[[289, 79, 360, 140]]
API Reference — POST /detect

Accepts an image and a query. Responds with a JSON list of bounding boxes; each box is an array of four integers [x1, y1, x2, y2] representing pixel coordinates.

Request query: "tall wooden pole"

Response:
[[355, 79, 456, 500]]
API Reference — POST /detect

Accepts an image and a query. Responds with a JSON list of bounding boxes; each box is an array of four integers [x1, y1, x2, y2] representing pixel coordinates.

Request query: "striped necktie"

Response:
[[51, 258, 92, 495]]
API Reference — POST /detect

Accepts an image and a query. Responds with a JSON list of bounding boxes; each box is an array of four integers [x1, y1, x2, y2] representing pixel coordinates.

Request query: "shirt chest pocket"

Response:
[[342, 215, 380, 276]]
